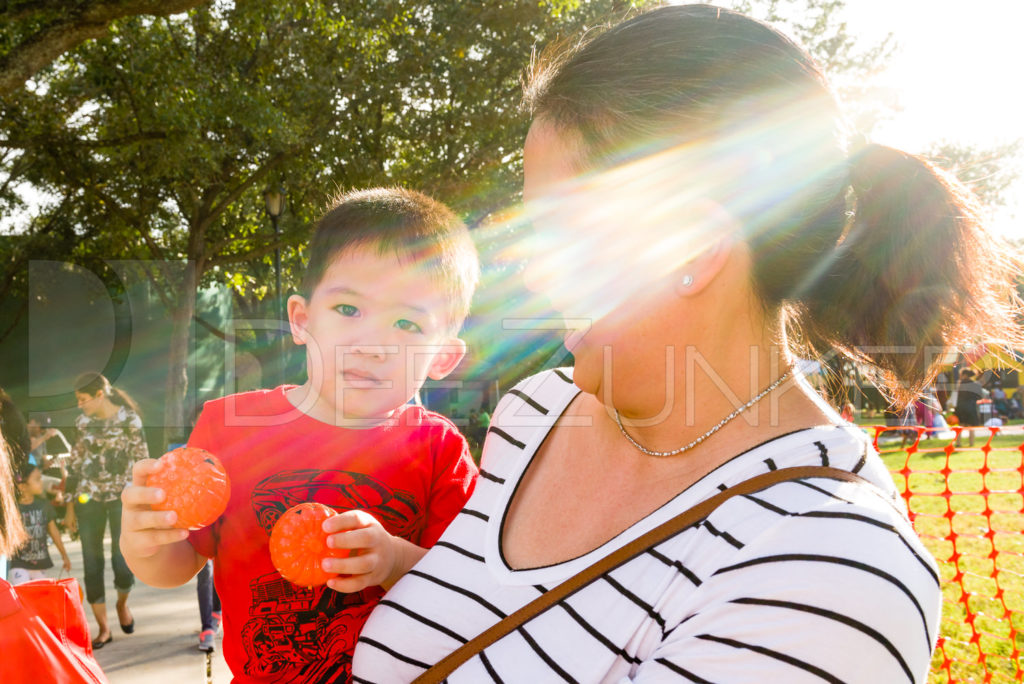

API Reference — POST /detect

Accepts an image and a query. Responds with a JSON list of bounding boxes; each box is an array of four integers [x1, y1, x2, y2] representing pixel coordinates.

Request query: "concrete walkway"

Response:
[[64, 533, 233, 683]]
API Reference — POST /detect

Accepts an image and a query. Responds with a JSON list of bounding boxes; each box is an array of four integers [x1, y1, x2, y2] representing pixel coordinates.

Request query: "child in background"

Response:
[[122, 187, 480, 683], [9, 461, 70, 584]]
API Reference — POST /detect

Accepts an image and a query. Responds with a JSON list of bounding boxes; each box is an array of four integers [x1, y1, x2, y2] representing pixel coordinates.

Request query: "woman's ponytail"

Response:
[[73, 372, 142, 418], [109, 386, 141, 418], [800, 144, 1024, 406]]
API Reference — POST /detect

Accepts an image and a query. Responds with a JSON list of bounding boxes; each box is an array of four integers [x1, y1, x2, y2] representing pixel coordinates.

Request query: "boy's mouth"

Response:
[[342, 369, 383, 385]]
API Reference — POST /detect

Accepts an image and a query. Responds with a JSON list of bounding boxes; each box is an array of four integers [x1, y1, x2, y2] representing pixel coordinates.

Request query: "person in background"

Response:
[[990, 381, 1008, 416], [934, 370, 950, 412], [954, 369, 985, 448], [196, 559, 222, 653], [0, 387, 30, 468], [27, 416, 71, 506], [8, 460, 71, 584], [0, 437, 108, 682], [65, 372, 148, 649]]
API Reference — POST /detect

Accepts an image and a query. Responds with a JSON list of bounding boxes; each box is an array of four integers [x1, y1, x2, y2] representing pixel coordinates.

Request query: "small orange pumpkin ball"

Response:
[[148, 447, 230, 530], [269, 502, 350, 588]]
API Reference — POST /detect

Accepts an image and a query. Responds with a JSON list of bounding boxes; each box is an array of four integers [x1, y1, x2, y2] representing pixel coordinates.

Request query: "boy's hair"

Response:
[[301, 187, 480, 332], [16, 459, 38, 485]]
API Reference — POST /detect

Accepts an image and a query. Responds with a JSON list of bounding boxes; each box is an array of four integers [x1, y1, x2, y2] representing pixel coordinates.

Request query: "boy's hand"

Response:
[[322, 511, 416, 593], [62, 554, 72, 572], [120, 459, 189, 560]]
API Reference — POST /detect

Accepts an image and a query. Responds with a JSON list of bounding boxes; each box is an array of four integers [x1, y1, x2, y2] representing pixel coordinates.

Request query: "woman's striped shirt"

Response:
[[353, 368, 941, 683]]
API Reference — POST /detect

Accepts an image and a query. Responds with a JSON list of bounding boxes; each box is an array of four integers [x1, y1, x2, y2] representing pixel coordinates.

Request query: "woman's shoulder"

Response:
[[493, 367, 578, 424], [482, 368, 579, 460], [116, 406, 143, 429]]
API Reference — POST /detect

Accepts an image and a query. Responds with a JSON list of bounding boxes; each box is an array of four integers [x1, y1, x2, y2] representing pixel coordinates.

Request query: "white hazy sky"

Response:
[[840, 0, 1024, 237]]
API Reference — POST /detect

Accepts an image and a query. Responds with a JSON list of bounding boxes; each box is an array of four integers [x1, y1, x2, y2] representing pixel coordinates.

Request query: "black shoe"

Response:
[[92, 634, 113, 649], [120, 618, 135, 634]]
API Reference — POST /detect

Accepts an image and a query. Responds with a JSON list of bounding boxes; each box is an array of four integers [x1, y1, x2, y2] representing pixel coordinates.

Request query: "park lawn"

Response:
[[867, 427, 1024, 683]]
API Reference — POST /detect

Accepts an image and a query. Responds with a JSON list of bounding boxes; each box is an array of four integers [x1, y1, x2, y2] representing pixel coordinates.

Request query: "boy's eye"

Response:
[[395, 319, 423, 334], [335, 304, 359, 317]]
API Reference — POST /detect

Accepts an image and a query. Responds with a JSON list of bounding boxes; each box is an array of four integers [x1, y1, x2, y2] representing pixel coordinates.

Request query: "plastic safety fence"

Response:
[[872, 425, 1024, 683]]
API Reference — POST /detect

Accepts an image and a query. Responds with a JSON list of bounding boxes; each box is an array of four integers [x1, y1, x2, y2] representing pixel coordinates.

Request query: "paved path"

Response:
[[64, 533, 233, 683]]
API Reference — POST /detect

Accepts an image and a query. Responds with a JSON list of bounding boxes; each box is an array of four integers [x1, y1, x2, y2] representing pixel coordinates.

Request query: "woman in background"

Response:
[[65, 372, 148, 648]]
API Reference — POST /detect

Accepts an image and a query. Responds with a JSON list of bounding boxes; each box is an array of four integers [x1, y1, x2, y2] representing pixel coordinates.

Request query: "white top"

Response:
[[353, 368, 941, 683]]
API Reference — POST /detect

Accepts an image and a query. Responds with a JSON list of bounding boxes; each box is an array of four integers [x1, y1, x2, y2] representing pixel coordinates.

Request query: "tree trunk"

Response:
[[162, 258, 197, 449]]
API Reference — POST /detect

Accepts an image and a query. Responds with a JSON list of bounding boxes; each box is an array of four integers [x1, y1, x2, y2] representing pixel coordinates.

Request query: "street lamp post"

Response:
[[263, 187, 285, 383]]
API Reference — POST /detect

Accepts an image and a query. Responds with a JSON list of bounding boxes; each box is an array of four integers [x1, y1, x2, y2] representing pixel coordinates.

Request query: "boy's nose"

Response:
[[349, 343, 391, 360]]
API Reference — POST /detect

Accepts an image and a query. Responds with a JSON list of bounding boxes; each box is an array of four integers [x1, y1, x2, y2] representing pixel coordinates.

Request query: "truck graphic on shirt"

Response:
[[241, 468, 421, 683]]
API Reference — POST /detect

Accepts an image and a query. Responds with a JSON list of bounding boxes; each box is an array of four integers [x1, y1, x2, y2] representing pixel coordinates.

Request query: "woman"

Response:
[[65, 372, 149, 648], [353, 5, 1021, 682]]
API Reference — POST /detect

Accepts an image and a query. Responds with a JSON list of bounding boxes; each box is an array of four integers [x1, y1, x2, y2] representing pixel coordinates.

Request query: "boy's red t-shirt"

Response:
[[186, 387, 477, 683]]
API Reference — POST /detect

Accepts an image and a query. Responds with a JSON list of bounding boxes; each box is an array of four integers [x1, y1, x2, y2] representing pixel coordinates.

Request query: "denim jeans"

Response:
[[76, 498, 133, 604], [197, 560, 221, 631]]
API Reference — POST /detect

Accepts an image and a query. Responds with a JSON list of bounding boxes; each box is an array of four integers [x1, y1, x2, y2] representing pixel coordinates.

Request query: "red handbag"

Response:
[[0, 577, 108, 683]]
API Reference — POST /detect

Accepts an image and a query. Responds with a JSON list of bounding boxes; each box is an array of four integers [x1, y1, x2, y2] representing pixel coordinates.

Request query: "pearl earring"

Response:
[[681, 274, 694, 287]]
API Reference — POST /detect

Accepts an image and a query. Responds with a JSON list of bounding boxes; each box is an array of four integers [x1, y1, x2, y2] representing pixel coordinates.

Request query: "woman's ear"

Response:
[[673, 200, 739, 297], [426, 338, 468, 381], [287, 294, 310, 345]]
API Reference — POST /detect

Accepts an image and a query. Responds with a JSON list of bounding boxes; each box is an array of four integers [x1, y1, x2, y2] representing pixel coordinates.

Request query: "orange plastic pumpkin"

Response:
[[148, 447, 230, 530], [269, 502, 350, 588]]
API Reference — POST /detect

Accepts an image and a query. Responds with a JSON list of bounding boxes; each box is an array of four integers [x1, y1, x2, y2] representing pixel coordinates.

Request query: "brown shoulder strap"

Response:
[[411, 466, 875, 684]]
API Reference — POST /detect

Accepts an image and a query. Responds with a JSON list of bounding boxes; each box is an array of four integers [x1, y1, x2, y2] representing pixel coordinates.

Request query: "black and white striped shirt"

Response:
[[353, 368, 941, 683]]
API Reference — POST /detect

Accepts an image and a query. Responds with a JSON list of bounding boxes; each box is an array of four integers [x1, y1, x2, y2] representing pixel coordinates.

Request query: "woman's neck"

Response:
[[18, 489, 33, 504], [607, 314, 832, 457], [95, 398, 120, 420]]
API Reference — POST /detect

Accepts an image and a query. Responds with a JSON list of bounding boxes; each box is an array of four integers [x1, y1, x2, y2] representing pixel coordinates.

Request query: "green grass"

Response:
[[865, 425, 1024, 682]]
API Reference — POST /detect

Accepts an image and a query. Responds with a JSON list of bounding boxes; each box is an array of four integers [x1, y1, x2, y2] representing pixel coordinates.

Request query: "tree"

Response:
[[0, 0, 211, 97], [726, 0, 895, 135], [928, 139, 1023, 210], [0, 0, 648, 443]]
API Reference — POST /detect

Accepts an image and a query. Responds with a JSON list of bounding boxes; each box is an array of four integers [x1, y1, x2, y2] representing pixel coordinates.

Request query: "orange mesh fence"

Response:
[[872, 424, 1024, 683]]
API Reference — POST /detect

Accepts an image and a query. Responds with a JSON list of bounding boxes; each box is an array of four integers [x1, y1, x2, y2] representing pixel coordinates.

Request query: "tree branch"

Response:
[[0, 131, 169, 149], [0, 299, 28, 345], [199, 148, 296, 234], [206, 228, 307, 268], [0, 0, 210, 96], [0, 18, 109, 96], [194, 314, 235, 343]]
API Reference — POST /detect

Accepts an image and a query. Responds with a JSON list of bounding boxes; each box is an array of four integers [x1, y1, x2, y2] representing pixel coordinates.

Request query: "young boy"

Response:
[[9, 461, 71, 584], [121, 188, 480, 683]]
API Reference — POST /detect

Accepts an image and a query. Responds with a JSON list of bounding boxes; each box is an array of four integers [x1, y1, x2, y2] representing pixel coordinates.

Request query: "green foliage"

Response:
[[928, 139, 1024, 210], [725, 0, 895, 134], [0, 0, 654, 418]]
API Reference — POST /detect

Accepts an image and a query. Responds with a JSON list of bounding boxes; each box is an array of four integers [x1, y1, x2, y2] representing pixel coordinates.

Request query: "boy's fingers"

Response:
[[321, 510, 377, 534], [130, 458, 162, 487], [326, 527, 376, 550], [122, 484, 166, 507], [133, 528, 189, 549], [126, 509, 178, 532], [327, 575, 372, 594], [322, 553, 376, 576]]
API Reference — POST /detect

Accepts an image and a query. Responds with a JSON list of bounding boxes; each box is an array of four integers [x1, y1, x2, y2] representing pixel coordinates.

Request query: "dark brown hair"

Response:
[[301, 187, 480, 332], [73, 372, 142, 417], [0, 437, 27, 556], [525, 4, 1023, 405]]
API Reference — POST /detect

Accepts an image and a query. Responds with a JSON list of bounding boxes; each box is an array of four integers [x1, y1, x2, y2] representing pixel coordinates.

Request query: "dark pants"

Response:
[[77, 498, 134, 604], [197, 560, 221, 631]]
